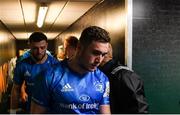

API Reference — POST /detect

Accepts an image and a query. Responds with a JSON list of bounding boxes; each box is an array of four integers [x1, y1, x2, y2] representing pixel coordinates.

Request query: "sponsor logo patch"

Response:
[[79, 94, 90, 102]]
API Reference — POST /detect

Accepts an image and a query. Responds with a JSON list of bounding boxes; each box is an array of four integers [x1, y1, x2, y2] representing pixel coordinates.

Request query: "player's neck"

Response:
[[38, 54, 47, 64], [68, 57, 87, 75], [31, 54, 48, 64]]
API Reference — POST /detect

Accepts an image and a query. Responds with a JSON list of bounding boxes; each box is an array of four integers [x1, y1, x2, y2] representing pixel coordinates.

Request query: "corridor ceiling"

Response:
[[0, 0, 100, 40]]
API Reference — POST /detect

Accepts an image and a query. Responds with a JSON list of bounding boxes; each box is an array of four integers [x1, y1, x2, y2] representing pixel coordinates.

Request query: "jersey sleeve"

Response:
[[31, 68, 53, 107], [125, 72, 149, 113], [13, 62, 24, 85], [31, 62, 64, 108], [101, 74, 110, 105]]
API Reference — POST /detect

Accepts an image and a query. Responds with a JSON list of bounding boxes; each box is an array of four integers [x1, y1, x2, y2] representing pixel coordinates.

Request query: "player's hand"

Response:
[[21, 91, 28, 103]]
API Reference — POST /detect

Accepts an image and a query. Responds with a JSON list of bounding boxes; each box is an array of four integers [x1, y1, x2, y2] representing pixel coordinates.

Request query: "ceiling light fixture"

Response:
[[37, 4, 48, 28]]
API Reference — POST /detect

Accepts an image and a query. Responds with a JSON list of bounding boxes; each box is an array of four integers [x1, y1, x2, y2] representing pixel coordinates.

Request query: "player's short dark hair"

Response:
[[65, 36, 78, 48], [79, 26, 110, 46], [29, 32, 47, 43]]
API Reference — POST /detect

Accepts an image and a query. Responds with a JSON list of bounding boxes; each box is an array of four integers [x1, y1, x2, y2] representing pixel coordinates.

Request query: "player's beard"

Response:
[[34, 53, 46, 61]]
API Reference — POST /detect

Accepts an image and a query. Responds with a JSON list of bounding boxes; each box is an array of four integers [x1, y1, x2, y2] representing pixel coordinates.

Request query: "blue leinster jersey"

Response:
[[13, 55, 58, 111], [32, 60, 110, 114]]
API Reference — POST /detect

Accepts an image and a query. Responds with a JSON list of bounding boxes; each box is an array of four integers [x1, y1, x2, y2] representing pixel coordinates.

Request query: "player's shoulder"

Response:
[[45, 61, 67, 86], [50, 60, 67, 72], [95, 68, 109, 81], [16, 56, 32, 67], [47, 54, 58, 62], [111, 65, 133, 75], [111, 64, 142, 81]]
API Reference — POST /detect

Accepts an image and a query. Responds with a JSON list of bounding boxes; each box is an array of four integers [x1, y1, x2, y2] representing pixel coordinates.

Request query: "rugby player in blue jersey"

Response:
[[31, 26, 111, 114], [10, 32, 58, 113]]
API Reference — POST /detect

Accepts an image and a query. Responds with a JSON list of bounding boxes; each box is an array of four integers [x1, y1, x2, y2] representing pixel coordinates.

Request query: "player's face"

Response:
[[30, 40, 48, 61], [78, 41, 109, 72], [66, 46, 76, 59], [64, 42, 76, 59]]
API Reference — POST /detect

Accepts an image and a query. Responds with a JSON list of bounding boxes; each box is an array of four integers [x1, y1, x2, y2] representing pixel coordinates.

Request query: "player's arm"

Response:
[[134, 74, 149, 113], [10, 62, 25, 113], [100, 77, 111, 114], [30, 68, 53, 113], [129, 72, 149, 113], [100, 105, 111, 114], [21, 81, 28, 103], [10, 83, 21, 113], [31, 101, 47, 113]]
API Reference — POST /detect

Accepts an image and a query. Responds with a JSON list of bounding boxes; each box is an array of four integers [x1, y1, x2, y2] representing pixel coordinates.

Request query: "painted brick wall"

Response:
[[133, 0, 180, 113]]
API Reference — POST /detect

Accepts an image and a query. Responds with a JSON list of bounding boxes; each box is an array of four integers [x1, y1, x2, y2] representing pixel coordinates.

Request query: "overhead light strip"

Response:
[[47, 0, 69, 33], [37, 5, 48, 28], [19, 0, 28, 38], [0, 20, 16, 39]]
